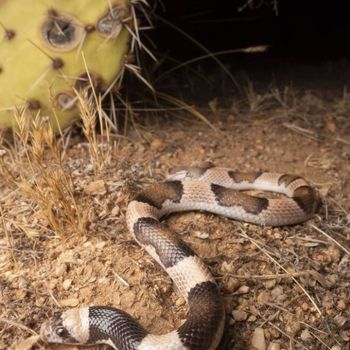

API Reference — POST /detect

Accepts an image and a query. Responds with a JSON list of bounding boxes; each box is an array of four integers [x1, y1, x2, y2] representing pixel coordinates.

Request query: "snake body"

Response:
[[40, 164, 319, 349]]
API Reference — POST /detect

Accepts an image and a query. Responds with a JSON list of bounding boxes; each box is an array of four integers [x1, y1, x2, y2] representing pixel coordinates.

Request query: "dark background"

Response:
[[151, 0, 350, 61], [127, 0, 350, 103]]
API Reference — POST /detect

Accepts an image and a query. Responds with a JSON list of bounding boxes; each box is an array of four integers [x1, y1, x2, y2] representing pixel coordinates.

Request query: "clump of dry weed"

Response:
[[11, 110, 85, 237], [75, 86, 112, 174], [0, 77, 123, 238]]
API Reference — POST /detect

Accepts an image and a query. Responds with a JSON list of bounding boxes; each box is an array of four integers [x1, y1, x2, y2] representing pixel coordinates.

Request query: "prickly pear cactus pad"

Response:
[[0, 0, 131, 129]]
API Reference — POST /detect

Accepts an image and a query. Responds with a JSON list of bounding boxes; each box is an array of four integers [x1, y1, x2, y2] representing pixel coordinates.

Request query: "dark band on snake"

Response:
[[135, 181, 183, 209], [228, 171, 263, 183], [88, 306, 147, 349], [278, 174, 302, 187], [178, 281, 224, 350], [293, 186, 318, 214], [211, 183, 269, 214], [133, 217, 195, 268]]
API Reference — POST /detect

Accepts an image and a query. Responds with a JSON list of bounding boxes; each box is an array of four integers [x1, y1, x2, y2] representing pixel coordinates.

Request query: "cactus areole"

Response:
[[0, 0, 131, 129]]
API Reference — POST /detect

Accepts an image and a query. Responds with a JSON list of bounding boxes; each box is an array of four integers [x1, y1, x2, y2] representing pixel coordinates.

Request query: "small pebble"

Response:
[[334, 314, 348, 327], [62, 279, 72, 290], [286, 320, 301, 336], [236, 285, 250, 294], [264, 279, 276, 289], [84, 180, 107, 195], [300, 328, 312, 341], [194, 231, 209, 239], [221, 261, 233, 273], [232, 310, 248, 321], [251, 327, 266, 350], [257, 291, 269, 305], [225, 277, 240, 293], [150, 138, 165, 152], [96, 241, 106, 250], [175, 297, 186, 307], [55, 264, 67, 277], [337, 299, 346, 310], [267, 343, 280, 350], [59, 297, 79, 307], [247, 315, 257, 322], [111, 205, 120, 216]]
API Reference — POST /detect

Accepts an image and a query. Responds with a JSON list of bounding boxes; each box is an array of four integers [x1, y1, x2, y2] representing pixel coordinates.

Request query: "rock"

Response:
[[300, 328, 312, 341], [226, 277, 240, 293], [286, 319, 301, 336], [150, 138, 165, 152], [194, 231, 209, 239], [232, 309, 248, 321], [334, 314, 348, 327], [221, 261, 233, 273], [267, 343, 280, 350], [264, 279, 276, 289], [59, 297, 79, 307], [175, 297, 186, 306], [237, 285, 250, 294], [251, 327, 266, 350], [84, 180, 107, 195], [55, 264, 67, 277], [111, 205, 120, 216], [257, 291, 270, 305], [62, 279, 72, 290]]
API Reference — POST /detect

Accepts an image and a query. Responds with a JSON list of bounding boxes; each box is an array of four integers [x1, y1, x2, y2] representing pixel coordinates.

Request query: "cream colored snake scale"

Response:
[[40, 163, 319, 349]]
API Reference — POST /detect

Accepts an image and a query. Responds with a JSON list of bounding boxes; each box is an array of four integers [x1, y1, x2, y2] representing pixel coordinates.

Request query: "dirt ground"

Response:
[[1, 76, 350, 350]]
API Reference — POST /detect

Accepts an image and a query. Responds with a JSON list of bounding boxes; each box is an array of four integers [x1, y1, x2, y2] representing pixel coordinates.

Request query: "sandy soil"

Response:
[[1, 86, 350, 350]]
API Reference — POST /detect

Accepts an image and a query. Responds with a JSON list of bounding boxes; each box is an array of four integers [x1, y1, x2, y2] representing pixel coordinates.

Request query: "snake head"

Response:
[[40, 308, 89, 344]]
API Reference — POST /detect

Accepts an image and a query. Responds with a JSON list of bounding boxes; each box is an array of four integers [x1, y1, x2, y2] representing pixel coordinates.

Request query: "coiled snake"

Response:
[[40, 163, 319, 349]]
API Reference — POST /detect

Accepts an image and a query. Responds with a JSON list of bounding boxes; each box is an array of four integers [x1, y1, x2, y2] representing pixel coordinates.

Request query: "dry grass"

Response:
[[0, 80, 121, 240]]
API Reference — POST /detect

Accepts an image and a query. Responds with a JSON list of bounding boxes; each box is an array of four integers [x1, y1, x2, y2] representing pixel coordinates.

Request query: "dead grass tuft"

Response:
[[8, 111, 84, 237]]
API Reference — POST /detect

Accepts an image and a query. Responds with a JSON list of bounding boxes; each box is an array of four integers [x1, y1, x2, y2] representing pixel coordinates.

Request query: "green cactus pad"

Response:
[[0, 0, 131, 129]]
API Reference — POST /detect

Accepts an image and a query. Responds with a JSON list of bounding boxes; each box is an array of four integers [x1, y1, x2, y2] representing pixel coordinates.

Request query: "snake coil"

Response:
[[40, 164, 318, 349]]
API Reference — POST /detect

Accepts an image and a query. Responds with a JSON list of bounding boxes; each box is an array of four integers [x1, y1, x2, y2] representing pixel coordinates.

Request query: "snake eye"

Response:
[[55, 326, 67, 337]]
